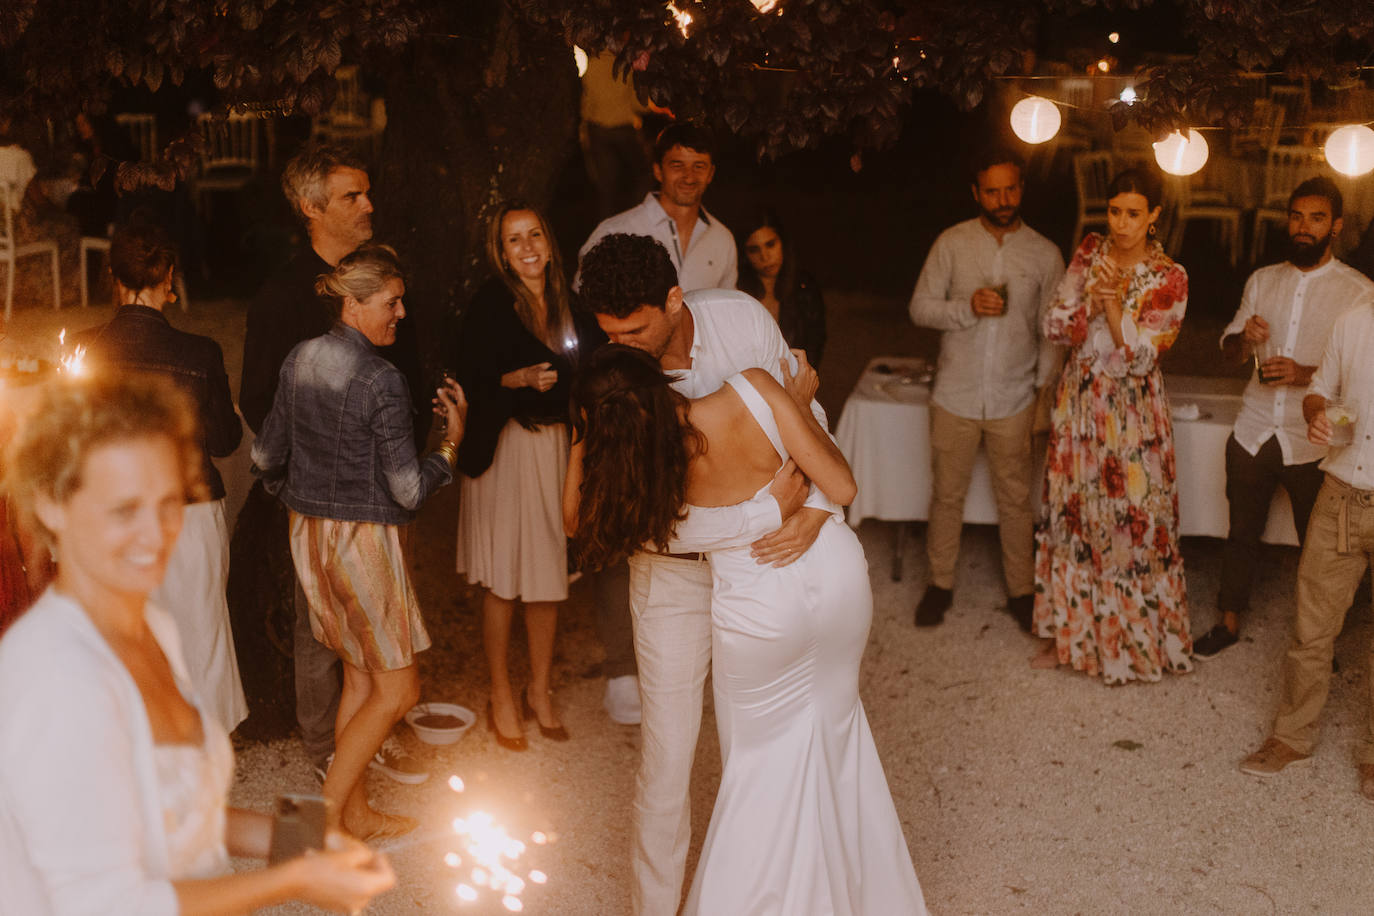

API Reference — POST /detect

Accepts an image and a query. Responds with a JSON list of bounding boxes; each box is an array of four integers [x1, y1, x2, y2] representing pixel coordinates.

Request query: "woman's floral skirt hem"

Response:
[[1032, 525, 1193, 685]]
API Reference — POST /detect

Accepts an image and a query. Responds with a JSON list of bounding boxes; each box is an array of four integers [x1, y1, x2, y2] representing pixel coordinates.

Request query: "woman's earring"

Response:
[[1148, 224, 1157, 237]]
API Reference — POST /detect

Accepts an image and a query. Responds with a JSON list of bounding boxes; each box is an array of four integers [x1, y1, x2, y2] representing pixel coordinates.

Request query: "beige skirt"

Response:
[[289, 513, 430, 672], [456, 420, 570, 602]]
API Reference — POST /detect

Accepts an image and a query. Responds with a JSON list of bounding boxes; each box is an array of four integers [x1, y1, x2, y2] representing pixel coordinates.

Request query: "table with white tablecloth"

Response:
[[835, 358, 1300, 577]]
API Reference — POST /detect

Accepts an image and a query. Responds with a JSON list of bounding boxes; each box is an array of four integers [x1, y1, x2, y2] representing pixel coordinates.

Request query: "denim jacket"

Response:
[[251, 324, 451, 525]]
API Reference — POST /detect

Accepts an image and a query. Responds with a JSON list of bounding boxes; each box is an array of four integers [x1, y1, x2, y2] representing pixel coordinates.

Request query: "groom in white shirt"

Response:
[[577, 233, 833, 914]]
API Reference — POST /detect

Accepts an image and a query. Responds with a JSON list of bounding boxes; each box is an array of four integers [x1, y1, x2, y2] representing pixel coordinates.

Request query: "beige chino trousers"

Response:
[[1273, 476, 1374, 763], [927, 400, 1036, 596]]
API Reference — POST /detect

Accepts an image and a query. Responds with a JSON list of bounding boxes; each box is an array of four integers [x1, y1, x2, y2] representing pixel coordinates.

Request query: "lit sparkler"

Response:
[[57, 330, 87, 376], [447, 776, 554, 908]]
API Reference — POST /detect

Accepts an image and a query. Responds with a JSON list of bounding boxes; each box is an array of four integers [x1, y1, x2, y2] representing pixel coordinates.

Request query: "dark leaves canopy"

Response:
[[5, 0, 1374, 155]]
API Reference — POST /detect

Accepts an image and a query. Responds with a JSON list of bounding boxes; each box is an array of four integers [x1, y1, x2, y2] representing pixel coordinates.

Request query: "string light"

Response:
[[1324, 124, 1374, 177], [750, 0, 780, 12], [1153, 129, 1209, 176], [1009, 96, 1062, 144], [1108, 32, 1121, 44], [1119, 86, 1137, 104], [667, 2, 692, 37]]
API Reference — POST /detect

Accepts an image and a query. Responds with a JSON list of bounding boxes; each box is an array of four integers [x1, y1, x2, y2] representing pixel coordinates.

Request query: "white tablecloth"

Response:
[[835, 358, 1300, 546]]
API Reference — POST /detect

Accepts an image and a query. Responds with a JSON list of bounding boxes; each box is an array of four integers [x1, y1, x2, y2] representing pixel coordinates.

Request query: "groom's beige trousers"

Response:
[[626, 551, 714, 916]]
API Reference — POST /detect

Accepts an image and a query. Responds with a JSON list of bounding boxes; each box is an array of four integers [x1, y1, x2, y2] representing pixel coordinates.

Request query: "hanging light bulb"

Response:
[[1009, 96, 1062, 145], [1119, 86, 1137, 105], [1153, 129, 1209, 176], [1324, 124, 1374, 177], [750, 0, 780, 11]]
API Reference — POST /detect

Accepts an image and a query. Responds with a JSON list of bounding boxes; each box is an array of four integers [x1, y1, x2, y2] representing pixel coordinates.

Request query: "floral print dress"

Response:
[[1033, 233, 1193, 684]]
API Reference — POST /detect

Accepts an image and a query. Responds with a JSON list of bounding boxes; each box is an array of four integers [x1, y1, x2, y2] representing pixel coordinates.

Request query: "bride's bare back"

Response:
[[684, 369, 855, 510]]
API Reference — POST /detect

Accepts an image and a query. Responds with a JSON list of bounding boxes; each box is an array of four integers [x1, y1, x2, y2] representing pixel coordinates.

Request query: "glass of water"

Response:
[[1326, 398, 1357, 447]]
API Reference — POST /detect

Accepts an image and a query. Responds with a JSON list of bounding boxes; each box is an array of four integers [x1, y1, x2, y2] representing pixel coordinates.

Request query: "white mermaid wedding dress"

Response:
[[682, 373, 927, 916]]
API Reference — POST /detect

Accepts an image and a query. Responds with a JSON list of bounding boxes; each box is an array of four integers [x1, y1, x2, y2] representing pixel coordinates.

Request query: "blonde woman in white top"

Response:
[[0, 372, 393, 915]]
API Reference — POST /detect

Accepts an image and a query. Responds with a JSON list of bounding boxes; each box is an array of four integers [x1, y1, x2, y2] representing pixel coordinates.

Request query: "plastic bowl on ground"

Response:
[[404, 702, 476, 745]]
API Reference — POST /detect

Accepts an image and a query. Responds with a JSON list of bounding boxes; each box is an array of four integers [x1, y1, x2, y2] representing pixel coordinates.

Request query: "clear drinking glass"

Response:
[[1326, 397, 1357, 447]]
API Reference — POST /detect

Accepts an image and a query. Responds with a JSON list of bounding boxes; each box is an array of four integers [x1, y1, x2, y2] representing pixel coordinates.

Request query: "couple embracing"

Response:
[[565, 234, 926, 915]]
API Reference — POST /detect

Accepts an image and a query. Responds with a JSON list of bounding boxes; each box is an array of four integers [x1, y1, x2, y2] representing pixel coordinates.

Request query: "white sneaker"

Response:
[[604, 675, 642, 725]]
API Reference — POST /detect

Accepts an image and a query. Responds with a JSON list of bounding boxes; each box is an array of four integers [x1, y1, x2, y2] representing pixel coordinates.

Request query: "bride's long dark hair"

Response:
[[570, 345, 703, 571]]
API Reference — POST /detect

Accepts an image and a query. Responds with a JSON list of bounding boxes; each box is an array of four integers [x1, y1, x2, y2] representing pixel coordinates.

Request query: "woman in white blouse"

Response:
[[0, 372, 394, 915]]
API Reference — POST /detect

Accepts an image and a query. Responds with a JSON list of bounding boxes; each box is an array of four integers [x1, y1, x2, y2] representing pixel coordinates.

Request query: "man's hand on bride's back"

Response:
[[768, 459, 808, 521]]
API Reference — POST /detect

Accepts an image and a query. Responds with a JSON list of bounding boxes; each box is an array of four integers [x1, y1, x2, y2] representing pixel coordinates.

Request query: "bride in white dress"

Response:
[[568, 345, 926, 915]]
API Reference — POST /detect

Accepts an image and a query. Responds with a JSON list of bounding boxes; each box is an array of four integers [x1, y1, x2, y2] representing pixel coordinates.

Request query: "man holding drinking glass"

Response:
[[908, 145, 1064, 631], [1204, 177, 1374, 658], [1239, 287, 1374, 801]]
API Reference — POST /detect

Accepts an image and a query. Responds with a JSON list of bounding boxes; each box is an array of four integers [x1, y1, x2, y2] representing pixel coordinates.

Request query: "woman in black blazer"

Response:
[[449, 201, 593, 750]]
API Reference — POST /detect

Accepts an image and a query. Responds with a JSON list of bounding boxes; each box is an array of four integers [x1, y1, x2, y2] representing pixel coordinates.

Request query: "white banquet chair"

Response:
[[2, 179, 60, 322], [1070, 151, 1114, 248], [1250, 146, 1326, 265]]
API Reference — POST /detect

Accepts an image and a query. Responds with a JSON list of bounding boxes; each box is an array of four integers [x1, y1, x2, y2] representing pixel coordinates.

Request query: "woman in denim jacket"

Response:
[[252, 244, 467, 842]]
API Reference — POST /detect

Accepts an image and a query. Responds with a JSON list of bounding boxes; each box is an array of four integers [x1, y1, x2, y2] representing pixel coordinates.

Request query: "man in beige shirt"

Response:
[[908, 146, 1064, 631]]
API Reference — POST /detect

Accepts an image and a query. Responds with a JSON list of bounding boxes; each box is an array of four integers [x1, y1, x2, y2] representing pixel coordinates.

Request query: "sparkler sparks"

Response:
[[447, 773, 553, 907], [57, 330, 87, 376], [448, 799, 554, 907]]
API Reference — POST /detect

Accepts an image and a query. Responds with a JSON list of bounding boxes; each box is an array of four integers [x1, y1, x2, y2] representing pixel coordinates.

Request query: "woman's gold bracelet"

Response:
[[435, 440, 459, 469]]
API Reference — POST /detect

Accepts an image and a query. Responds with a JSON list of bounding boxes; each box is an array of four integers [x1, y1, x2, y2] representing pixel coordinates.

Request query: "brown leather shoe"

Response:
[[1359, 764, 1374, 804], [1238, 737, 1311, 776]]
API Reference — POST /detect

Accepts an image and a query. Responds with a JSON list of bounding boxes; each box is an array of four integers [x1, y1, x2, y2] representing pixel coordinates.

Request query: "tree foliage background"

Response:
[[4, 0, 1374, 316]]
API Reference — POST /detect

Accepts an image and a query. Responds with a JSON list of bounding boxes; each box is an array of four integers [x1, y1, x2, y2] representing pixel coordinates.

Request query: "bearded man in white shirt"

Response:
[[1239, 296, 1374, 802], [908, 146, 1065, 631], [1201, 177, 1374, 658], [573, 232, 830, 915]]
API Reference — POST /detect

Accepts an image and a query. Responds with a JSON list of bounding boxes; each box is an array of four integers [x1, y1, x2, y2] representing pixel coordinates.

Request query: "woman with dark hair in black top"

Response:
[[735, 208, 827, 366]]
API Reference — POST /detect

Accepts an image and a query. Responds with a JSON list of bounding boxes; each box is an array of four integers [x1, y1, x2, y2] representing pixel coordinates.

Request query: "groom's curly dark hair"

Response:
[[569, 344, 703, 571], [578, 233, 680, 319]]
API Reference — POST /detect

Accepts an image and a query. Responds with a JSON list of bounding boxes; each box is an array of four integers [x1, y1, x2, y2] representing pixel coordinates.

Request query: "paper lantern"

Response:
[[1009, 96, 1062, 145], [1324, 124, 1374, 178], [1153, 129, 1209, 176]]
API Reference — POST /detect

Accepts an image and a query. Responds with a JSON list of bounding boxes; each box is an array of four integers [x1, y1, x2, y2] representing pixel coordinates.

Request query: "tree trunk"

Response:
[[374, 2, 580, 374]]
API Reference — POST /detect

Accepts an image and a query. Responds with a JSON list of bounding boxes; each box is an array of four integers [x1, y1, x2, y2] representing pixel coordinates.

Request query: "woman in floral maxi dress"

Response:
[[1033, 168, 1194, 684]]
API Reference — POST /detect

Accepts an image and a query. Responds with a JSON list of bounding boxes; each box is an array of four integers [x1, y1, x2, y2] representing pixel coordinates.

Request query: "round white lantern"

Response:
[[1009, 96, 1062, 145], [1153, 129, 1209, 176], [1324, 124, 1374, 177]]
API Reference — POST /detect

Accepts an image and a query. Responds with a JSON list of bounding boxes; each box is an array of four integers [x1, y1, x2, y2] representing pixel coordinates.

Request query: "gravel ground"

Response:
[[6, 296, 1374, 915]]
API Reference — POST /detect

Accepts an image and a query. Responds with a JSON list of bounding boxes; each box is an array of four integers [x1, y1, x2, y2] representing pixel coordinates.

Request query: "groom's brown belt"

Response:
[[654, 550, 706, 561]]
